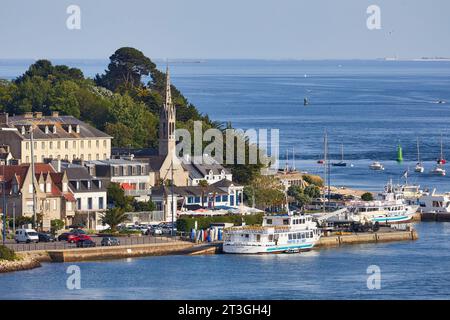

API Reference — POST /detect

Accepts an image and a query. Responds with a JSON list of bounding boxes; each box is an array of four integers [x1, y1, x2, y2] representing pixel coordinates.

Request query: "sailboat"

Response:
[[415, 137, 424, 173], [437, 134, 446, 165], [431, 135, 446, 176], [332, 144, 347, 167]]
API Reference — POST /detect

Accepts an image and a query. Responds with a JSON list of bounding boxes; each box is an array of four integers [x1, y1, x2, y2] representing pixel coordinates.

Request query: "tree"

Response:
[[107, 183, 133, 211], [304, 185, 321, 199], [95, 47, 155, 91], [361, 192, 374, 201], [50, 219, 65, 235], [198, 180, 209, 208], [101, 207, 128, 232]]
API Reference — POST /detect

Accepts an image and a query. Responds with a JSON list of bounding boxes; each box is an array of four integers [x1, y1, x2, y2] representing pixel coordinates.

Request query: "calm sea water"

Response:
[[1, 222, 449, 300], [1, 60, 450, 299]]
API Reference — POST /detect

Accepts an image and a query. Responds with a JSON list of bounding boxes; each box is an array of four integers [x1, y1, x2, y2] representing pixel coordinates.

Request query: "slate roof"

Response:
[[3, 115, 112, 140]]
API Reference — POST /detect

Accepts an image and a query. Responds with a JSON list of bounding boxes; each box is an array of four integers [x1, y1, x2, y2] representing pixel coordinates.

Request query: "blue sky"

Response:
[[1, 0, 449, 59]]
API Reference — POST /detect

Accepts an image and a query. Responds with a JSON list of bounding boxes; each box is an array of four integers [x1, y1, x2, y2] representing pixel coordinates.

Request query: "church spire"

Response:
[[159, 63, 176, 157]]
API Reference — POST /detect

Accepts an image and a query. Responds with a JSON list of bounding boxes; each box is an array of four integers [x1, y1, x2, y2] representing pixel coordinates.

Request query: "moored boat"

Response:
[[369, 161, 384, 171], [222, 213, 321, 254]]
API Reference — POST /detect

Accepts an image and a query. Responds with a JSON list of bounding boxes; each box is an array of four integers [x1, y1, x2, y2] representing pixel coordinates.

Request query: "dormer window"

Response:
[[21, 126, 25, 135], [87, 181, 91, 189], [46, 182, 51, 193], [98, 180, 102, 188], [44, 126, 49, 134], [76, 125, 80, 133], [40, 183, 45, 192], [68, 125, 72, 133], [62, 182, 68, 192], [76, 181, 80, 190], [52, 125, 56, 134]]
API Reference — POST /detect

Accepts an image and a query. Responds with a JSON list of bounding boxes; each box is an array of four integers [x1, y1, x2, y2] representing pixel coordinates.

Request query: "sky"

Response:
[[0, 0, 449, 60]]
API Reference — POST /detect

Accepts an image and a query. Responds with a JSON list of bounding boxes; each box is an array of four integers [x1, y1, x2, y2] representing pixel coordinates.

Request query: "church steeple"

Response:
[[159, 64, 176, 157]]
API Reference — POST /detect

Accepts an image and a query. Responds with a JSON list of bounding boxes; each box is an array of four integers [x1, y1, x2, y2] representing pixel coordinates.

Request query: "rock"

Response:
[[0, 257, 41, 273]]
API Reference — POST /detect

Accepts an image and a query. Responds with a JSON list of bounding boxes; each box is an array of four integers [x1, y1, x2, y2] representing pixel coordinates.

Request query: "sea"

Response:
[[1, 59, 450, 299]]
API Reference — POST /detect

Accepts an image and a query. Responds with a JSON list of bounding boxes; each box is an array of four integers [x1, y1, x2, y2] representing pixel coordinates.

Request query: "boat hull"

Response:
[[370, 215, 413, 224], [223, 242, 316, 254]]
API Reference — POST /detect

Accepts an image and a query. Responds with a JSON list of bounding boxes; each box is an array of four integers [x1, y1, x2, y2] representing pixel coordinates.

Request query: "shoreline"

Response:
[[0, 256, 41, 274]]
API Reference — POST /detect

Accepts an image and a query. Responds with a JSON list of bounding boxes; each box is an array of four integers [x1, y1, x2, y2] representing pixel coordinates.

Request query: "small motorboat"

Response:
[[369, 162, 384, 171], [304, 98, 309, 106], [430, 165, 446, 176]]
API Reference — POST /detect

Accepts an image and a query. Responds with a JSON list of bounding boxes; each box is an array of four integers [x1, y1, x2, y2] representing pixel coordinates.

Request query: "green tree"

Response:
[[304, 185, 321, 199], [95, 47, 155, 91], [101, 207, 128, 232], [107, 183, 133, 211], [50, 219, 65, 235], [361, 192, 374, 201]]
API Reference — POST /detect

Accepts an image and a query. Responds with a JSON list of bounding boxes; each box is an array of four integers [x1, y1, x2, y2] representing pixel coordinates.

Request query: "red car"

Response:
[[68, 234, 92, 243]]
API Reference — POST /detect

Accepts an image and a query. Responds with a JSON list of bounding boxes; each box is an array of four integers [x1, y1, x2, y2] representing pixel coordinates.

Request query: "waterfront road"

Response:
[[3, 235, 188, 252]]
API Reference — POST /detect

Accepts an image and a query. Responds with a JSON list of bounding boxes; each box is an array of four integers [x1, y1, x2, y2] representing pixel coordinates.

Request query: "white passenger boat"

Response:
[[419, 189, 450, 214], [369, 162, 384, 171], [223, 213, 321, 254], [335, 182, 418, 224]]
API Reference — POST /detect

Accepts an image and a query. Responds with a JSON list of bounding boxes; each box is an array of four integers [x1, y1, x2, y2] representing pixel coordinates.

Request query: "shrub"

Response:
[[302, 174, 324, 187], [0, 245, 17, 261], [361, 192, 374, 201], [176, 213, 264, 232]]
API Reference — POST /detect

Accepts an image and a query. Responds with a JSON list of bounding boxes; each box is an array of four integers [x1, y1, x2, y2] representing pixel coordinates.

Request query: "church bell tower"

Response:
[[159, 65, 176, 157]]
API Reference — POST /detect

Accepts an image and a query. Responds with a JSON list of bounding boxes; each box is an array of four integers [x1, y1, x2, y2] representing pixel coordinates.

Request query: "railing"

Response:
[[4, 232, 192, 252]]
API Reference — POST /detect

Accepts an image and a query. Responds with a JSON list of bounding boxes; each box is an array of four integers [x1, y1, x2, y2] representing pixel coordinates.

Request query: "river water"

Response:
[[0, 222, 449, 300]]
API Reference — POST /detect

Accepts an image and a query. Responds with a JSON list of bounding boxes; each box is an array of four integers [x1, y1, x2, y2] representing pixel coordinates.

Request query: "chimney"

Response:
[[0, 113, 8, 125], [24, 112, 33, 119], [34, 112, 43, 118], [51, 111, 59, 117]]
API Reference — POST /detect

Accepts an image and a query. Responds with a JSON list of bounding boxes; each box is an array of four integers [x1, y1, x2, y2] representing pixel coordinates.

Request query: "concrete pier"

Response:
[[421, 212, 450, 222], [46, 241, 195, 262], [315, 229, 418, 248]]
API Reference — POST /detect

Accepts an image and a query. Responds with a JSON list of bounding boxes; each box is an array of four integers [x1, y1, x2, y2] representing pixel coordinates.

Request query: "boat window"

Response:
[[266, 219, 272, 225], [245, 234, 249, 238], [256, 235, 261, 242], [310, 232, 313, 238], [283, 219, 289, 225], [288, 234, 292, 240]]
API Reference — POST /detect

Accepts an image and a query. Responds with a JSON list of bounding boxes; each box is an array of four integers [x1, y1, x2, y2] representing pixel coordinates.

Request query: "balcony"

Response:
[[124, 189, 150, 197]]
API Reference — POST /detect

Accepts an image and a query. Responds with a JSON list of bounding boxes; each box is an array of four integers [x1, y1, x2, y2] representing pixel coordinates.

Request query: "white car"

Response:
[[14, 229, 39, 243]]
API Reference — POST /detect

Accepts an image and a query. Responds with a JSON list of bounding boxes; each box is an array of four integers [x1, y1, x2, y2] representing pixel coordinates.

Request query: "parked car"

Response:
[[68, 234, 92, 243], [76, 239, 96, 248], [69, 228, 87, 235], [101, 237, 120, 246], [57, 232, 72, 241], [38, 232, 56, 242], [14, 229, 39, 243]]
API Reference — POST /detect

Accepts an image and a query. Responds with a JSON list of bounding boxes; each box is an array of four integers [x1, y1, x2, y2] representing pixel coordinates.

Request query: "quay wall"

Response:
[[46, 241, 195, 262], [421, 212, 450, 222], [316, 230, 418, 248]]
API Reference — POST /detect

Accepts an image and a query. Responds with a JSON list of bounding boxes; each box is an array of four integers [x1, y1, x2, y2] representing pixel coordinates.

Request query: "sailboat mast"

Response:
[[292, 147, 295, 171], [417, 137, 420, 163], [341, 144, 344, 162]]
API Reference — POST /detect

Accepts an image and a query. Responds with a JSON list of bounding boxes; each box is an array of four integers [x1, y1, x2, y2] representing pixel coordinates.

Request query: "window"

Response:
[[73, 141, 76, 148], [53, 199, 57, 210], [62, 182, 68, 192], [99, 197, 104, 209], [215, 195, 221, 202], [46, 182, 51, 193], [41, 142, 45, 149], [57, 141, 61, 149], [81, 141, 84, 148], [40, 183, 44, 192], [34, 142, 37, 149], [88, 154, 91, 160], [283, 219, 289, 225], [73, 154, 76, 160], [266, 219, 272, 225], [67, 202, 72, 211], [26, 142, 29, 150], [221, 195, 228, 202], [65, 154, 68, 160], [76, 198, 81, 210], [65, 141, 68, 149], [96, 154, 99, 160], [103, 140, 107, 147], [88, 198, 93, 210], [88, 140, 91, 148], [50, 141, 53, 149], [26, 156, 30, 163], [96, 140, 99, 148], [194, 196, 201, 203], [103, 153, 106, 160], [28, 184, 33, 193], [187, 197, 194, 204]]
